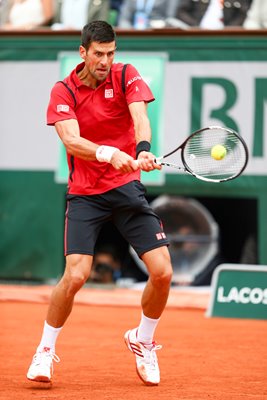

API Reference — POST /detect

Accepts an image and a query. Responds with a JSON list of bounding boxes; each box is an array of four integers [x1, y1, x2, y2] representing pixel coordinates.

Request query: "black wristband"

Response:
[[136, 140, 151, 158]]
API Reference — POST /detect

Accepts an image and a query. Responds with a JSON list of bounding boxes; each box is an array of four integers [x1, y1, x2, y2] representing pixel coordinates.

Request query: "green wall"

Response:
[[0, 171, 66, 280]]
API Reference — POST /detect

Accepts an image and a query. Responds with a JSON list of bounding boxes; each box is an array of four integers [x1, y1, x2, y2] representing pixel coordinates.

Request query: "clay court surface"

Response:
[[1, 284, 267, 400]]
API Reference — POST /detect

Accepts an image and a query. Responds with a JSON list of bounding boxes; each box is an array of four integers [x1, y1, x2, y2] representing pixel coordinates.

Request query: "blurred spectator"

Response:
[[89, 243, 148, 284], [51, 0, 110, 30], [240, 233, 257, 264], [176, 0, 250, 29], [117, 0, 180, 29], [0, 0, 54, 29], [109, 0, 123, 25], [243, 0, 267, 29], [0, 0, 10, 26], [89, 244, 122, 284]]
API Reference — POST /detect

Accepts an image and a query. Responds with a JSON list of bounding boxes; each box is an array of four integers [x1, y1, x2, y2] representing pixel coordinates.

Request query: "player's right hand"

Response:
[[137, 152, 162, 171]]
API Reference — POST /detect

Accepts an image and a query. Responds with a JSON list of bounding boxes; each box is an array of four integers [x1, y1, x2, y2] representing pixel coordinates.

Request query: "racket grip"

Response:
[[134, 157, 162, 166], [154, 157, 163, 164]]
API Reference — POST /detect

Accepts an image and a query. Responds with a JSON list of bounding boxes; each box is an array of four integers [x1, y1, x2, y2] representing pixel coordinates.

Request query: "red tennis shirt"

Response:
[[47, 62, 155, 195]]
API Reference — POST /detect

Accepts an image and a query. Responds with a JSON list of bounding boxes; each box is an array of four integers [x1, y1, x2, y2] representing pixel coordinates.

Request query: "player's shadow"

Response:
[[24, 381, 53, 391]]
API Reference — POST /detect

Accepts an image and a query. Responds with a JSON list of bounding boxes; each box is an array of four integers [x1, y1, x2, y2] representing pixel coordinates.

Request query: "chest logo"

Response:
[[105, 89, 114, 98]]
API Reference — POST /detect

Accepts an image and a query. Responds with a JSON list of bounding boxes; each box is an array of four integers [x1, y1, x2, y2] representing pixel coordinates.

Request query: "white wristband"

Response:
[[96, 145, 119, 163]]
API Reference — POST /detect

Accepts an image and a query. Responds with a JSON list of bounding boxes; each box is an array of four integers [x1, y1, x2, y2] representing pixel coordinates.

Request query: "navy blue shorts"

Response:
[[64, 181, 169, 257]]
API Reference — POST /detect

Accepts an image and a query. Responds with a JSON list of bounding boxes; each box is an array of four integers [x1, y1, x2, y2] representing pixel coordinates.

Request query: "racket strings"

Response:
[[182, 129, 247, 181]]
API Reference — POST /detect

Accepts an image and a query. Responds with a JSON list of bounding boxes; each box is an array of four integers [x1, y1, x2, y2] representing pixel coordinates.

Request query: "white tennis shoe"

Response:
[[124, 328, 162, 386], [27, 347, 60, 383]]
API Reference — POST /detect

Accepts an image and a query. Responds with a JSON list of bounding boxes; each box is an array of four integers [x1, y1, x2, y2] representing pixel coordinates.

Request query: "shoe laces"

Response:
[[33, 348, 60, 366], [142, 342, 162, 368]]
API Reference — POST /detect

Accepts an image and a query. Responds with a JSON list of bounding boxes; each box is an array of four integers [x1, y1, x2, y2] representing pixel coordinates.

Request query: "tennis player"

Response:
[[27, 20, 173, 386]]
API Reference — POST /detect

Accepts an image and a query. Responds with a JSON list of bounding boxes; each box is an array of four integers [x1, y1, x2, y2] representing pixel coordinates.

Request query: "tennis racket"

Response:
[[153, 126, 249, 183]]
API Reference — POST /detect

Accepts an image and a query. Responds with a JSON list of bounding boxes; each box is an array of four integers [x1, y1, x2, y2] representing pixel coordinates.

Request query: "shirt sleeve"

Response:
[[46, 81, 77, 126], [124, 64, 155, 105]]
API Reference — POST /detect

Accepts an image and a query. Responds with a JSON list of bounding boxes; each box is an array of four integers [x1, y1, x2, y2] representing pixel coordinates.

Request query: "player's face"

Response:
[[80, 41, 116, 83]]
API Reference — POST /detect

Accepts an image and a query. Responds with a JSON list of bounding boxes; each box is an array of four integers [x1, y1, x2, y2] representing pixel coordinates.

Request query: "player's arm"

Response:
[[128, 101, 161, 171], [50, 84, 99, 161], [55, 119, 98, 161], [55, 119, 138, 173]]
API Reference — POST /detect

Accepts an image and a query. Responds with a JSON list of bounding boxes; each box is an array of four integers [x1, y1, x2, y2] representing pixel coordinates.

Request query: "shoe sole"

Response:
[[27, 375, 51, 383], [124, 330, 159, 386], [135, 366, 159, 386]]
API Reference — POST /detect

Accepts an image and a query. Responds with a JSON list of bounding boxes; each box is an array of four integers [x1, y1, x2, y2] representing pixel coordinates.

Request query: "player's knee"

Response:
[[67, 272, 87, 295], [64, 255, 91, 295], [143, 247, 173, 287], [150, 264, 173, 288]]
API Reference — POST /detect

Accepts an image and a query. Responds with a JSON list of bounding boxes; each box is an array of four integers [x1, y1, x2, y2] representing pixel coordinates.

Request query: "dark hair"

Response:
[[81, 20, 116, 50], [95, 244, 120, 262]]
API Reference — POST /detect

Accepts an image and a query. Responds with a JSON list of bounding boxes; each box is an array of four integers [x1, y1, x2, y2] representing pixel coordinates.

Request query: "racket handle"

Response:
[[135, 158, 163, 165], [154, 157, 163, 164]]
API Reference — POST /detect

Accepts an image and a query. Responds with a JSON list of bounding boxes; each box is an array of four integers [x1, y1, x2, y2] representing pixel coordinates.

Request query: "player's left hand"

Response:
[[110, 150, 139, 173], [137, 151, 162, 171]]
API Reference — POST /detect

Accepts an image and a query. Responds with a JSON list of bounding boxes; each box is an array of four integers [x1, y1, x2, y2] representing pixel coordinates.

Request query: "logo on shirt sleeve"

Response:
[[57, 104, 70, 112], [126, 76, 142, 88]]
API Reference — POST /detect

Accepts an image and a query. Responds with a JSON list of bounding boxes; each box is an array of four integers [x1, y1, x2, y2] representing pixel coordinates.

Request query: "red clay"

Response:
[[1, 301, 267, 400]]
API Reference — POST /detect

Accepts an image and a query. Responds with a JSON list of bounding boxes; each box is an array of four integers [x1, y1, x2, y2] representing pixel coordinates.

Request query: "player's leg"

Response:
[[140, 245, 172, 319], [46, 254, 93, 328], [27, 194, 109, 383], [27, 254, 93, 383], [124, 246, 172, 386], [112, 182, 173, 385]]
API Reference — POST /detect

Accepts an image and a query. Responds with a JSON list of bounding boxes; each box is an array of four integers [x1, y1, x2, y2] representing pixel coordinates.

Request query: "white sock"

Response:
[[37, 321, 62, 353], [137, 312, 160, 345]]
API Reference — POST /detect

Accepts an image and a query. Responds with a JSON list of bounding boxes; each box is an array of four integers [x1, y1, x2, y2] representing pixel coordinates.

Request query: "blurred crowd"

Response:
[[0, 0, 266, 31]]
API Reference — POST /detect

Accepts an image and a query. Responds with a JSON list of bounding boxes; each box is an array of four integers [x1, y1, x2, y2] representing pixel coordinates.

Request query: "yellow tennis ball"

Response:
[[211, 144, 227, 160]]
